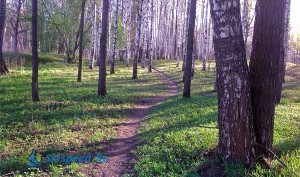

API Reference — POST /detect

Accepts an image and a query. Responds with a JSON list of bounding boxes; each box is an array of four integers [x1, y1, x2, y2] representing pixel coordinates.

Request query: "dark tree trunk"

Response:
[[0, 0, 9, 75], [183, 0, 196, 98], [77, 0, 86, 82], [31, 0, 39, 102], [250, 0, 286, 157], [98, 0, 109, 96], [275, 0, 291, 104], [132, 0, 143, 80], [210, 0, 255, 165]]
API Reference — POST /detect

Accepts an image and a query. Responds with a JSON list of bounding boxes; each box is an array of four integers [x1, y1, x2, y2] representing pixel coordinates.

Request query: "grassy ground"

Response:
[[133, 60, 300, 176], [0, 54, 170, 176], [1, 55, 299, 176]]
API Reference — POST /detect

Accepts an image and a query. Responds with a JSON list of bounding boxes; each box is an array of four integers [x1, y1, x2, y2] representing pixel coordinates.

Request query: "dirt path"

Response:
[[92, 69, 179, 177]]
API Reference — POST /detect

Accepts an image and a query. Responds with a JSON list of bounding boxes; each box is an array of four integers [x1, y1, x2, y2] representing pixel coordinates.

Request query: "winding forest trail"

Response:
[[92, 69, 179, 177]]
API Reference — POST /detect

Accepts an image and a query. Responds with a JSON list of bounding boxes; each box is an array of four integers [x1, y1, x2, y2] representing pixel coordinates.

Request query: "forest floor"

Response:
[[0, 54, 299, 176], [84, 69, 179, 176]]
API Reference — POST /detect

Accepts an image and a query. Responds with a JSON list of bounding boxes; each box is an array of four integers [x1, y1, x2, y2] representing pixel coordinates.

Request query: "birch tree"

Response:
[[202, 0, 209, 71], [148, 0, 154, 72], [110, 0, 119, 74], [132, 0, 143, 79], [210, 0, 255, 165], [12, 0, 22, 53], [126, 0, 132, 67], [89, 1, 96, 70], [182, 0, 190, 72]]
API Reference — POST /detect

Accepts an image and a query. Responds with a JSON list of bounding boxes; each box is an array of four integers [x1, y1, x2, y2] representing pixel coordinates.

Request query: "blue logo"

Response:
[[27, 150, 109, 167]]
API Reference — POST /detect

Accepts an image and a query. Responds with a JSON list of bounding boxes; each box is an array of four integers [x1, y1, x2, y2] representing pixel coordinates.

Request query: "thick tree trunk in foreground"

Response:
[[132, 0, 143, 80], [77, 0, 86, 82], [98, 0, 110, 96], [183, 0, 196, 98], [0, 0, 9, 75], [32, 0, 39, 102], [250, 0, 286, 157], [210, 0, 255, 165]]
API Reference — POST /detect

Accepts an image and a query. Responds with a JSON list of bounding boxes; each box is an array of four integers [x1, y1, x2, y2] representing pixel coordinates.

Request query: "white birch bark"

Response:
[[202, 0, 208, 70], [126, 0, 132, 67], [97, 1, 103, 66], [183, 0, 191, 71], [89, 2, 96, 69], [132, 0, 143, 79], [110, 0, 119, 74], [148, 0, 154, 72]]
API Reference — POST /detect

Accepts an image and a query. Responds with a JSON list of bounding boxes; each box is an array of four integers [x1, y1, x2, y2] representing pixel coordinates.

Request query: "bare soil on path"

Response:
[[90, 69, 179, 177]]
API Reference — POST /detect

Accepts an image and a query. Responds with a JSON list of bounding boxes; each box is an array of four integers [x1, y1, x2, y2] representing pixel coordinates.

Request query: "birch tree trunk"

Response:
[[13, 0, 22, 53], [174, 0, 179, 67], [182, 0, 190, 72], [148, 0, 154, 72], [250, 0, 287, 157], [96, 1, 103, 66], [98, 0, 110, 96], [132, 0, 143, 79], [110, 0, 119, 74], [126, 0, 132, 67], [210, 0, 255, 165], [130, 0, 138, 61], [202, 0, 209, 71], [89, 2, 96, 70]]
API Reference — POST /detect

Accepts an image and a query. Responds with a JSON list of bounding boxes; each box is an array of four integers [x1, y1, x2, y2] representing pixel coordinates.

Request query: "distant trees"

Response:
[[98, 0, 109, 96], [31, 0, 39, 102], [0, 0, 9, 75]]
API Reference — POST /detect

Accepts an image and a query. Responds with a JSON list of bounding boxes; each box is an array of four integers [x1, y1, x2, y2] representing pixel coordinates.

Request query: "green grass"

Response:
[[133, 60, 300, 176], [0, 54, 170, 176], [1, 55, 299, 176]]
